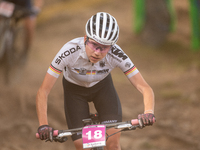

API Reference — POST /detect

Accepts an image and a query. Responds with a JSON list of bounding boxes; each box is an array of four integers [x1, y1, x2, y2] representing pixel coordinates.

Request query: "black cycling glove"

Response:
[[38, 125, 54, 142], [138, 113, 155, 128]]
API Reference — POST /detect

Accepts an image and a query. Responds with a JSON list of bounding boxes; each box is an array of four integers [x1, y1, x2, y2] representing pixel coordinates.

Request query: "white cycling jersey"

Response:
[[47, 37, 139, 87]]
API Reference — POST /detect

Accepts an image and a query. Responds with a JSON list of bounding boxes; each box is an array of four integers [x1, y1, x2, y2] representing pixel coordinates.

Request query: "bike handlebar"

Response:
[[35, 118, 156, 140]]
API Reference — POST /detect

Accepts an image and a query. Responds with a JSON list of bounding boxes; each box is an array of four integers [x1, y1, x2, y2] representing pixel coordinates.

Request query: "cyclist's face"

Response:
[[84, 36, 111, 63]]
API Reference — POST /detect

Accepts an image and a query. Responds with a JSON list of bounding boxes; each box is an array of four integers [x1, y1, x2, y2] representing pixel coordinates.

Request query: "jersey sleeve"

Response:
[[123, 65, 139, 78], [48, 64, 63, 78], [108, 45, 139, 79], [47, 43, 72, 78]]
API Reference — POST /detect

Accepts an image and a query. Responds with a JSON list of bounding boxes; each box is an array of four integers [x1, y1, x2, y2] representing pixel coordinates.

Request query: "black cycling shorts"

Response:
[[4, 0, 32, 8], [62, 74, 122, 141]]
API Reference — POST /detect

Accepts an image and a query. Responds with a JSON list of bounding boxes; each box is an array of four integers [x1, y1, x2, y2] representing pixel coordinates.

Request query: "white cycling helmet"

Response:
[[85, 12, 119, 45]]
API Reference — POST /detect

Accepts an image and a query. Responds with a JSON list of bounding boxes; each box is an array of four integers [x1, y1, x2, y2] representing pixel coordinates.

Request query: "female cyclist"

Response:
[[36, 12, 155, 150]]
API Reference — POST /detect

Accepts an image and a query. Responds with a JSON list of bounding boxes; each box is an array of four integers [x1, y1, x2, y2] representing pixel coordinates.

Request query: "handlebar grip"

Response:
[[131, 117, 156, 125], [131, 119, 139, 125], [35, 130, 59, 139]]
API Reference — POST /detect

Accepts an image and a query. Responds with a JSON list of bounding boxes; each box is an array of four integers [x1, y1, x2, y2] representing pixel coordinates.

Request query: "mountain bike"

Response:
[[0, 1, 36, 84], [36, 113, 155, 150]]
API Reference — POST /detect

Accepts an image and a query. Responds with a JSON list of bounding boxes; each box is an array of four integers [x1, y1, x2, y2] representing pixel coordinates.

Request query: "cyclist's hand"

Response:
[[138, 113, 155, 128], [37, 125, 54, 142]]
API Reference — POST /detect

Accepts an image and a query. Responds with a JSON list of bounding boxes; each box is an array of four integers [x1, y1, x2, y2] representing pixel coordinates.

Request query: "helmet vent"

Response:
[[92, 15, 97, 36], [112, 27, 119, 42], [99, 14, 104, 38]]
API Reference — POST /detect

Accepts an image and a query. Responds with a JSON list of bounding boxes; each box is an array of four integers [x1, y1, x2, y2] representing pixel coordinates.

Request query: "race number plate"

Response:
[[0, 1, 15, 17], [82, 125, 106, 149]]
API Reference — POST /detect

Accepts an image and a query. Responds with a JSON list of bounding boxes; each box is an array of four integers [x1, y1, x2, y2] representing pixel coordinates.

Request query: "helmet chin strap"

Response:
[[86, 45, 94, 66], [85, 36, 89, 46]]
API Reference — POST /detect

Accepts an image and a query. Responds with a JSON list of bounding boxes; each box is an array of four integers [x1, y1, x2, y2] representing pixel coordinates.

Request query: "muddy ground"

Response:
[[0, 0, 200, 150]]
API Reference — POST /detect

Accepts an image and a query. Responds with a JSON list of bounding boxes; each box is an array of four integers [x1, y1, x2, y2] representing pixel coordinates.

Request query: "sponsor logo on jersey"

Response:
[[79, 68, 87, 75], [107, 53, 122, 63], [55, 45, 81, 64], [111, 46, 128, 60], [99, 61, 105, 67], [74, 68, 109, 75], [125, 62, 131, 68], [96, 69, 109, 74]]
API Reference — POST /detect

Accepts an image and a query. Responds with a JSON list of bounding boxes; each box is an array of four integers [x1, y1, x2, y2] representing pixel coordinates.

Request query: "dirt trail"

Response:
[[0, 0, 200, 150]]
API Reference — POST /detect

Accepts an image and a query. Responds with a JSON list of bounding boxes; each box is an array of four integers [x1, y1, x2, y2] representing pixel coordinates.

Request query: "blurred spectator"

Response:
[[1, 0, 43, 53]]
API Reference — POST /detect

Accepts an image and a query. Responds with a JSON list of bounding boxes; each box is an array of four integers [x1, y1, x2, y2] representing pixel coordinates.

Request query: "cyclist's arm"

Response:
[[36, 73, 57, 126], [129, 72, 155, 114]]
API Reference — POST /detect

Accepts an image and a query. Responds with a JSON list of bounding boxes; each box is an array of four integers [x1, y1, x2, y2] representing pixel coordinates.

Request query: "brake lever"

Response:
[[121, 125, 137, 132]]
